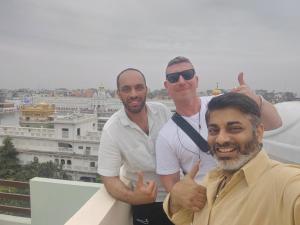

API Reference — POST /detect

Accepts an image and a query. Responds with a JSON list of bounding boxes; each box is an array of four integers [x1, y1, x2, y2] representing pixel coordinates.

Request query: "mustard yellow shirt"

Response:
[[164, 150, 300, 225]]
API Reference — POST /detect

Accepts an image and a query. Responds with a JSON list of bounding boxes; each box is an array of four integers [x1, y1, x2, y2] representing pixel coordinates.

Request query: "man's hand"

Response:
[[231, 72, 261, 106], [169, 162, 207, 214], [131, 172, 157, 205]]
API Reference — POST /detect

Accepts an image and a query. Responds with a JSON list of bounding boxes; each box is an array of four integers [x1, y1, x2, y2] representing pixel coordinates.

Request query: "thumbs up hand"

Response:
[[169, 162, 207, 213], [132, 172, 157, 205], [231, 72, 261, 106]]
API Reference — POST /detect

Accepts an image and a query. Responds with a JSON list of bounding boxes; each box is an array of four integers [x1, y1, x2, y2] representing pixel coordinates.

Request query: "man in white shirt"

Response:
[[98, 68, 173, 225], [156, 56, 282, 195]]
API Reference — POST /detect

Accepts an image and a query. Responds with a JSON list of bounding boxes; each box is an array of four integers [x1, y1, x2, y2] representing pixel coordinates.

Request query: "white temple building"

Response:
[[0, 113, 100, 182]]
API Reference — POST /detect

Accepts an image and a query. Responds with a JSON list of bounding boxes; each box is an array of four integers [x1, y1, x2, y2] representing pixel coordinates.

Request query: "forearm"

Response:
[[102, 176, 135, 204], [260, 97, 282, 130], [160, 172, 180, 192]]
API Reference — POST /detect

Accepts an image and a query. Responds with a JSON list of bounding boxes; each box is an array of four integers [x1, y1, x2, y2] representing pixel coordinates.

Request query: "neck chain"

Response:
[[198, 110, 201, 130]]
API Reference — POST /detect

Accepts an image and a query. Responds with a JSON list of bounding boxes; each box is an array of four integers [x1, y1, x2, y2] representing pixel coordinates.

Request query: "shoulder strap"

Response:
[[172, 112, 209, 153]]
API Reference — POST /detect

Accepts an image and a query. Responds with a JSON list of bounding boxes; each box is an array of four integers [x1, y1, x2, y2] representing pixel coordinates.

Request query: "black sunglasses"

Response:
[[166, 69, 195, 83]]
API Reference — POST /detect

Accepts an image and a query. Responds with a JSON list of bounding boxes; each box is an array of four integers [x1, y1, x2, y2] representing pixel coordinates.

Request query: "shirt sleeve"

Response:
[[163, 194, 193, 225], [155, 133, 180, 175], [164, 105, 173, 119], [97, 128, 122, 176]]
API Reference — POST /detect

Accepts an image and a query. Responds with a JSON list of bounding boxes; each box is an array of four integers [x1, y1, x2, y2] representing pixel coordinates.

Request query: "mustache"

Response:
[[127, 96, 141, 101], [211, 142, 240, 151]]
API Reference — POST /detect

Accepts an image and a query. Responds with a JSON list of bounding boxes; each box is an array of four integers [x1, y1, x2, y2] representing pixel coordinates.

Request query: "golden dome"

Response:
[[211, 82, 223, 96], [211, 88, 222, 96]]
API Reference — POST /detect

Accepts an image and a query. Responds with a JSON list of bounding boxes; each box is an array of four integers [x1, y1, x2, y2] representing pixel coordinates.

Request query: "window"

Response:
[[33, 156, 39, 162], [61, 159, 65, 165], [90, 162, 95, 167], [58, 143, 72, 148], [85, 146, 91, 155], [78, 146, 83, 149], [62, 128, 69, 138], [67, 160, 72, 165], [77, 128, 80, 136]]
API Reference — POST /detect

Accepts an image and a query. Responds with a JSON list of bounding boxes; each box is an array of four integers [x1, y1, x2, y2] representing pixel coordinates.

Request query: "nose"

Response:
[[129, 88, 138, 98], [215, 130, 230, 145], [177, 74, 186, 84]]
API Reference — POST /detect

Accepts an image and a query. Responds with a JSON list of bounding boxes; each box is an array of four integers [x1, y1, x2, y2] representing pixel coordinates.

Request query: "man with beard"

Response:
[[98, 68, 173, 225], [163, 93, 300, 225]]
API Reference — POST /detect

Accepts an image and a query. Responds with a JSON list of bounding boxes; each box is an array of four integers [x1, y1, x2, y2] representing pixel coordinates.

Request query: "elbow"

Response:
[[264, 117, 283, 131]]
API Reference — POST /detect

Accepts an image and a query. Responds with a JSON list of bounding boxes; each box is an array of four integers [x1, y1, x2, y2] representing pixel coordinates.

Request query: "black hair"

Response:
[[205, 92, 261, 126], [116, 68, 146, 90]]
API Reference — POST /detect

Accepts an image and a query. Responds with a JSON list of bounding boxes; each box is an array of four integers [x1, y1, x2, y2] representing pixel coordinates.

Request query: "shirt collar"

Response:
[[241, 150, 271, 185], [207, 150, 272, 186], [119, 102, 158, 127]]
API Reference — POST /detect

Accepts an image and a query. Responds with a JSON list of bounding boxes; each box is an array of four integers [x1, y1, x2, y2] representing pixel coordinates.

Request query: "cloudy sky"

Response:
[[0, 0, 299, 95]]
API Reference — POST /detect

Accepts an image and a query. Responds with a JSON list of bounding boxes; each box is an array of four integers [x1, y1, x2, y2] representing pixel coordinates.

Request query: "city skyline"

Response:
[[0, 0, 300, 95]]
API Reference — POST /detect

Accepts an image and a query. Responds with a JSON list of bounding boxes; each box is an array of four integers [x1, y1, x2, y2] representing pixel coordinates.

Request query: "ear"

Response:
[[256, 123, 264, 143], [195, 75, 199, 88], [164, 80, 168, 89], [117, 89, 121, 99], [163, 80, 172, 98]]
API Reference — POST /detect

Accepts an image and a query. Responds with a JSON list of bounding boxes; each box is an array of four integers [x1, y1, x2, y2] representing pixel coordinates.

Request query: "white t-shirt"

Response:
[[156, 96, 216, 182], [98, 102, 171, 202]]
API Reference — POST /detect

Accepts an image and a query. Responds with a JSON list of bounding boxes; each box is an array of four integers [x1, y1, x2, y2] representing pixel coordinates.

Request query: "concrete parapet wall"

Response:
[[30, 177, 100, 225]]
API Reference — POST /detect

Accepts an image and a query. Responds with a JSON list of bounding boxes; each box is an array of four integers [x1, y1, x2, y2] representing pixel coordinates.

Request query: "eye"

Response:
[[228, 126, 243, 133], [135, 84, 145, 91], [120, 86, 131, 93], [208, 127, 219, 135]]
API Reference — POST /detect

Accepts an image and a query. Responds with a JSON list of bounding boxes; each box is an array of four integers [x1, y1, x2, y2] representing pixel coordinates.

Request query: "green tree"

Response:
[[0, 136, 20, 178], [15, 161, 71, 181]]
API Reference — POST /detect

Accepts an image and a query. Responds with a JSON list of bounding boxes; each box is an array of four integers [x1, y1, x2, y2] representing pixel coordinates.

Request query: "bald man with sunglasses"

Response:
[[155, 56, 282, 203]]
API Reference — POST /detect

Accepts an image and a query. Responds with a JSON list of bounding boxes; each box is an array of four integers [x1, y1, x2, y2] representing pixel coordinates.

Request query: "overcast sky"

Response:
[[0, 0, 299, 95]]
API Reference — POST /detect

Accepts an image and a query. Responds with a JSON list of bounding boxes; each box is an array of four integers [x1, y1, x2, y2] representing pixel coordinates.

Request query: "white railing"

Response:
[[58, 147, 73, 152], [75, 135, 99, 142], [0, 126, 100, 142], [0, 126, 55, 138]]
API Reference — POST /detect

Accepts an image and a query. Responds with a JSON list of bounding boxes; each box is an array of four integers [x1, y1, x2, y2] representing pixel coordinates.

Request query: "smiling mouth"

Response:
[[129, 100, 141, 106], [216, 147, 236, 153]]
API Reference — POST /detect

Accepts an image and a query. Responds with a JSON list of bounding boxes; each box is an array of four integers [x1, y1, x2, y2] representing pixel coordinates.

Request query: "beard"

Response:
[[210, 132, 261, 172], [120, 96, 146, 114]]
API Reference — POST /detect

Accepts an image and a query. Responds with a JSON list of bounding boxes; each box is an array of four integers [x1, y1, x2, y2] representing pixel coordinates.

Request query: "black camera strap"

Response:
[[172, 112, 209, 153]]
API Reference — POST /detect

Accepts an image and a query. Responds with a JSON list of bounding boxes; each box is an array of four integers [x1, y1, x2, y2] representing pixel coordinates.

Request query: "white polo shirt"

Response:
[[98, 102, 171, 202]]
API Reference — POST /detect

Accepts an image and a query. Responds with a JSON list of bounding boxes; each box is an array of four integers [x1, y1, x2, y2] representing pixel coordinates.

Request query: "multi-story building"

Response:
[[0, 113, 100, 182]]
